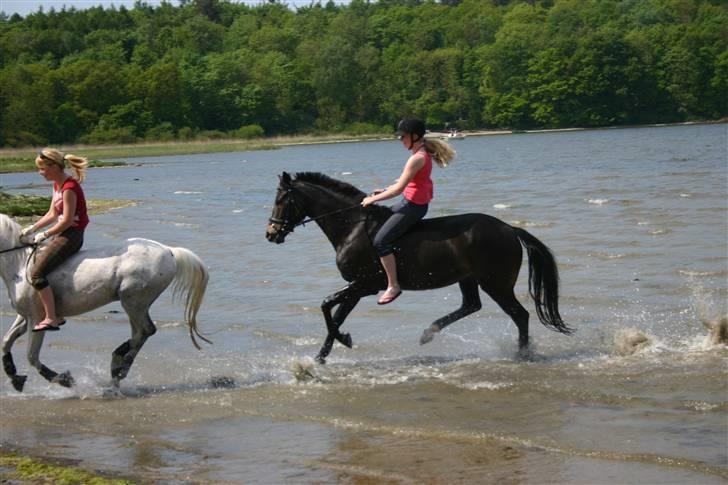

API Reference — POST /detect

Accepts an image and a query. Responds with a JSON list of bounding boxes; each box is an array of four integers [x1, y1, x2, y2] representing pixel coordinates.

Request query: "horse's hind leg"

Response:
[[111, 301, 157, 388], [483, 285, 530, 352], [2, 315, 29, 392], [420, 279, 482, 345]]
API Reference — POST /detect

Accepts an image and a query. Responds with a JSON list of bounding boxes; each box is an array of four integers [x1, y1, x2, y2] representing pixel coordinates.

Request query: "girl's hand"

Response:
[[33, 231, 49, 244], [361, 195, 376, 207], [371, 188, 385, 195]]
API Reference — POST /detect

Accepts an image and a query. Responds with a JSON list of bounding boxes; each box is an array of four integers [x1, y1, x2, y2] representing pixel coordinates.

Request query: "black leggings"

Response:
[[373, 198, 428, 257]]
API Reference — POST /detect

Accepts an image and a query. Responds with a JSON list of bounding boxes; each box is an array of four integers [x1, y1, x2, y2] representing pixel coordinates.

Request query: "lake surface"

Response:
[[1, 124, 726, 483]]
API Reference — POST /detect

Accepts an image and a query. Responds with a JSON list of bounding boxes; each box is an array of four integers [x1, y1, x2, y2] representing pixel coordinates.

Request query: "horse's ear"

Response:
[[280, 172, 292, 186]]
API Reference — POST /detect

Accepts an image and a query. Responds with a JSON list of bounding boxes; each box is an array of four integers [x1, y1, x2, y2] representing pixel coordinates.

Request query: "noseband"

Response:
[[268, 187, 305, 235]]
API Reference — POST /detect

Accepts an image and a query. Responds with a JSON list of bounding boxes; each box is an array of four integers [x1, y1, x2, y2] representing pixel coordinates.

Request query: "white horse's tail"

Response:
[[169, 247, 210, 350]]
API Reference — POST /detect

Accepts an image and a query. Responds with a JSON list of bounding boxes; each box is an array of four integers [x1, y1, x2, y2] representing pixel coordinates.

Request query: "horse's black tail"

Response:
[[515, 228, 574, 335]]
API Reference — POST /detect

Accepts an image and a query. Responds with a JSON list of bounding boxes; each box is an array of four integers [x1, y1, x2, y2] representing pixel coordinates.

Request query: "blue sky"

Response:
[[1, 1, 159, 16], [0, 1, 348, 17]]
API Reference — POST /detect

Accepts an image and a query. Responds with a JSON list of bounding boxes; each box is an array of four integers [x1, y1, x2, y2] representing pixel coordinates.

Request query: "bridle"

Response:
[[268, 186, 362, 235], [268, 187, 305, 235]]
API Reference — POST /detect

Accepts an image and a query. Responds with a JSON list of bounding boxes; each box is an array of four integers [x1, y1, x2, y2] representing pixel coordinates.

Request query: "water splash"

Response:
[[613, 328, 652, 356], [685, 274, 728, 348]]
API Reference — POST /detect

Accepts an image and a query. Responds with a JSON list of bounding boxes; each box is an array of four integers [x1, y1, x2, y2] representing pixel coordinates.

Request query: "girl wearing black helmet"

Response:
[[361, 118, 455, 304]]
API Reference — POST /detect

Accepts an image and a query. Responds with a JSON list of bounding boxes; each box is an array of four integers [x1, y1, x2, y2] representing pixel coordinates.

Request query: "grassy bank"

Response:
[[0, 133, 390, 173], [0, 157, 128, 174], [0, 191, 136, 220], [0, 449, 133, 484], [0, 192, 49, 216]]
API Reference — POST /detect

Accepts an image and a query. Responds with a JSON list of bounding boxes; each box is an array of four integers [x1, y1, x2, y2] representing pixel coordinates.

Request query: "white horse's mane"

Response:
[[0, 213, 21, 239], [0, 214, 28, 270]]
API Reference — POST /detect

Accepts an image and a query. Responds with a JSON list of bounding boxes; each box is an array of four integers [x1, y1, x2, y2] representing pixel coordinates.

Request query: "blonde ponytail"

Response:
[[424, 138, 456, 168], [36, 148, 88, 182], [63, 154, 88, 182]]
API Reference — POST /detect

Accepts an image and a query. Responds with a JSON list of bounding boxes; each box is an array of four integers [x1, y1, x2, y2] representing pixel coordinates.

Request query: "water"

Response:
[[1, 124, 726, 483]]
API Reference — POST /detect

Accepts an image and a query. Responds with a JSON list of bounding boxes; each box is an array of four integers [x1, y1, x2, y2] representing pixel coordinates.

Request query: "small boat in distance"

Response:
[[443, 129, 466, 140]]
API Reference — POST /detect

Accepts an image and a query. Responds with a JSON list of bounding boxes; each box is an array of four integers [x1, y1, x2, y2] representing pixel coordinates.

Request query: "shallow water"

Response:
[[1, 124, 726, 483]]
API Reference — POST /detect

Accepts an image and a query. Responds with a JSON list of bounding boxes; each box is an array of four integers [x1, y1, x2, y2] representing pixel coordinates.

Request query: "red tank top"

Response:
[[403, 150, 433, 205], [52, 178, 89, 230]]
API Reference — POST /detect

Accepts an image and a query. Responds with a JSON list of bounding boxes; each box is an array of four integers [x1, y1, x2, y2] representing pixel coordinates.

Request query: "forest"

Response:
[[0, 0, 726, 147]]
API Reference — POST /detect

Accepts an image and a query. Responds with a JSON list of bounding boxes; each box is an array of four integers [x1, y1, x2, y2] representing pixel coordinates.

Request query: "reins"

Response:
[[0, 242, 39, 284], [0, 243, 35, 255], [295, 203, 362, 228]]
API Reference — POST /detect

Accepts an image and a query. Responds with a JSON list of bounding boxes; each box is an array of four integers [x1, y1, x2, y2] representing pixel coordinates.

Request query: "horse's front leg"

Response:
[[317, 283, 373, 363], [316, 300, 357, 364], [26, 328, 74, 388], [2, 315, 29, 392]]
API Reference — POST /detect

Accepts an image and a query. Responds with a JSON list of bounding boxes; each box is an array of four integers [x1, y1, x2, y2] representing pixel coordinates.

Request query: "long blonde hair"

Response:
[[423, 138, 456, 168], [36, 148, 88, 183]]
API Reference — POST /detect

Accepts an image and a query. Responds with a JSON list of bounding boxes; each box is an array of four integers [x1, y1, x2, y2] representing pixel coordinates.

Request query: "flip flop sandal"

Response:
[[32, 320, 66, 333], [377, 289, 402, 305]]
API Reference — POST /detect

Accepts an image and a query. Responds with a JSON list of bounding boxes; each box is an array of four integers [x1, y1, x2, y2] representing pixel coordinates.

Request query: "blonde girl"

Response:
[[21, 148, 89, 332], [361, 118, 455, 304]]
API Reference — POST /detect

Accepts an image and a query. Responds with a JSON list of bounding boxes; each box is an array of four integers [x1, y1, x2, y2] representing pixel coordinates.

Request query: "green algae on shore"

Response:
[[0, 192, 136, 220], [0, 450, 134, 485]]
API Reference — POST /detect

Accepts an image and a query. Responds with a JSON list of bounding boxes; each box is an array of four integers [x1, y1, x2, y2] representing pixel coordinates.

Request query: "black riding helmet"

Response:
[[396, 118, 426, 149]]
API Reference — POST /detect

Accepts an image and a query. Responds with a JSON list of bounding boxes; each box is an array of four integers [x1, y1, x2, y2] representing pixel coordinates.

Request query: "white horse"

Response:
[[0, 213, 209, 392]]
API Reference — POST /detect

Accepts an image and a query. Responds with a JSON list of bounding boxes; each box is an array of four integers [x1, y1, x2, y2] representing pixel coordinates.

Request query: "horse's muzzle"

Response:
[[266, 223, 287, 244]]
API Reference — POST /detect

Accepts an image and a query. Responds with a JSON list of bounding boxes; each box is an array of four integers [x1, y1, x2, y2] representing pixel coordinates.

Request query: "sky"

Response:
[[1, 0, 159, 16], [0, 0, 349, 17]]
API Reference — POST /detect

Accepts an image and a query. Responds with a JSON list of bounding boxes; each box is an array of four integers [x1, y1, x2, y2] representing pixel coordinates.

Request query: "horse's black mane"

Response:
[[293, 171, 392, 219], [294, 172, 366, 199]]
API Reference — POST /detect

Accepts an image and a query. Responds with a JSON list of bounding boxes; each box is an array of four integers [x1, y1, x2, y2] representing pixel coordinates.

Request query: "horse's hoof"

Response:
[[315, 354, 326, 365], [11, 375, 27, 392], [420, 325, 439, 345], [54, 371, 74, 388], [516, 347, 533, 361], [210, 376, 236, 389], [103, 386, 125, 399], [339, 333, 353, 348]]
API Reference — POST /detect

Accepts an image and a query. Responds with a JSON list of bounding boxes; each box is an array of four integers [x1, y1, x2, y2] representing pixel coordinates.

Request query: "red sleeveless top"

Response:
[[403, 150, 433, 205], [52, 178, 89, 230]]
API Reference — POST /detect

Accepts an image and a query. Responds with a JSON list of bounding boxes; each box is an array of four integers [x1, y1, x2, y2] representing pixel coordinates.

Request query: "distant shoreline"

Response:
[[1, 120, 724, 173], [443, 119, 727, 138]]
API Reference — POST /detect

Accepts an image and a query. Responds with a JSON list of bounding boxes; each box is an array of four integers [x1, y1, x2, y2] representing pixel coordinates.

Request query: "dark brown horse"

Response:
[[266, 172, 572, 363]]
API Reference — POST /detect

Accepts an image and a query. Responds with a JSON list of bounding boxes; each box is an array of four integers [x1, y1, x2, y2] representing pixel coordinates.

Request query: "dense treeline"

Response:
[[0, 0, 726, 147]]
